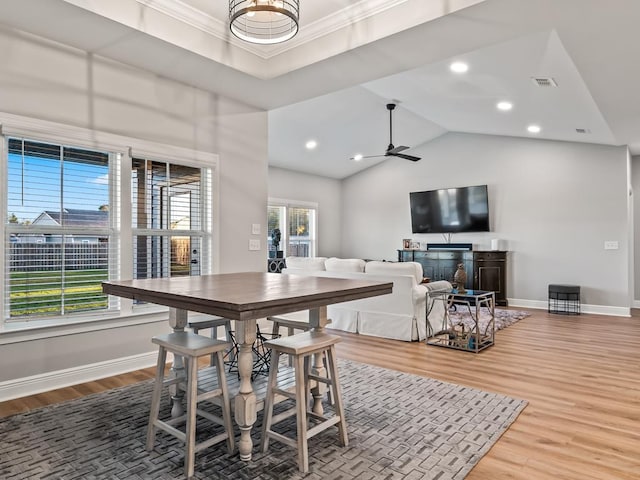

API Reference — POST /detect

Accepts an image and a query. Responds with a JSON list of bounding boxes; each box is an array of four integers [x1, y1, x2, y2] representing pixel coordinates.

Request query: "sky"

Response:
[[7, 153, 109, 224]]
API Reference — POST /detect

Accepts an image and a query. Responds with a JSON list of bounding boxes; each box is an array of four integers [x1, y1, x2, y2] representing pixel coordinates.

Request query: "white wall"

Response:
[[0, 29, 268, 382], [342, 132, 630, 310], [632, 155, 640, 303], [268, 167, 342, 257]]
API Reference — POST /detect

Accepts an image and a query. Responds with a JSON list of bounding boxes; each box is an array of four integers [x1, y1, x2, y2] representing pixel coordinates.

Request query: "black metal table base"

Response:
[[224, 325, 280, 380]]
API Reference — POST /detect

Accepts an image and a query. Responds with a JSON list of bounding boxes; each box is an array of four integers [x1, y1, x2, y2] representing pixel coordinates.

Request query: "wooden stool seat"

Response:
[[263, 330, 339, 355], [188, 316, 233, 337], [260, 331, 347, 473], [147, 332, 234, 479], [268, 316, 311, 337]]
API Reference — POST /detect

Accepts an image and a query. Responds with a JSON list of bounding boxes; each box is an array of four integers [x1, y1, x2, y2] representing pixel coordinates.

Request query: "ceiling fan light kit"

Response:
[[352, 103, 421, 162], [229, 0, 300, 45]]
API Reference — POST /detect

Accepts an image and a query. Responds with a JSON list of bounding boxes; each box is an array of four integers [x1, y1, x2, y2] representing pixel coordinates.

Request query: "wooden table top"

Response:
[[102, 272, 393, 321]]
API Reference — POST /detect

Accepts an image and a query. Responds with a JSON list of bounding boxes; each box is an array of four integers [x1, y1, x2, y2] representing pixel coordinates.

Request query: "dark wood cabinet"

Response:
[[398, 249, 508, 306]]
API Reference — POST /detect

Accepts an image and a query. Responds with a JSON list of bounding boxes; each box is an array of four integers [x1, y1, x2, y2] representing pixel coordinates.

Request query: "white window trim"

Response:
[[268, 197, 318, 209], [0, 112, 220, 342]]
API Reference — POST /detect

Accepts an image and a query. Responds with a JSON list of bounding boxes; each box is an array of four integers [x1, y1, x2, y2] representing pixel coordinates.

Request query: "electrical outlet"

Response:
[[604, 241, 619, 250], [252, 223, 261, 235], [249, 239, 260, 251]]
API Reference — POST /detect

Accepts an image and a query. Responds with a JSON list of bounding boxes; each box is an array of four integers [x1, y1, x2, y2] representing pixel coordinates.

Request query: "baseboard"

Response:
[[0, 351, 158, 402], [633, 300, 640, 309], [508, 298, 631, 317]]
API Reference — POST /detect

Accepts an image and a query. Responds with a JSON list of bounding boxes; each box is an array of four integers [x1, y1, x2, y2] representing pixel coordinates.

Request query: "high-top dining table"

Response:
[[102, 272, 392, 461]]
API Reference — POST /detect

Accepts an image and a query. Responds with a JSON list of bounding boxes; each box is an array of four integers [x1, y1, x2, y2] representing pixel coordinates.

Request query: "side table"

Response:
[[426, 289, 495, 353]]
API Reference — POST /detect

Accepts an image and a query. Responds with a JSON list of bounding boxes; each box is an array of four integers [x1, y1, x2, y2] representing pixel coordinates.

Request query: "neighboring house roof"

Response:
[[32, 209, 109, 227]]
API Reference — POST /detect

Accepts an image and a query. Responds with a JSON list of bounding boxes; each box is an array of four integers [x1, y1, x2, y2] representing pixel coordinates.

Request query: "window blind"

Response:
[[5, 138, 116, 320], [131, 159, 209, 281]]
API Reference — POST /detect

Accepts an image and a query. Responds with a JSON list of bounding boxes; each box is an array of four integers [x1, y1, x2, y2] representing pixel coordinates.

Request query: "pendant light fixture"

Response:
[[229, 0, 300, 45]]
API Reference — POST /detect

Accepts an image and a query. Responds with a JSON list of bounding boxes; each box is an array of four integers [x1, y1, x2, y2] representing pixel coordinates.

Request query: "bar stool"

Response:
[[147, 332, 235, 479], [260, 331, 348, 473], [188, 316, 234, 365], [268, 316, 310, 367], [268, 315, 311, 338]]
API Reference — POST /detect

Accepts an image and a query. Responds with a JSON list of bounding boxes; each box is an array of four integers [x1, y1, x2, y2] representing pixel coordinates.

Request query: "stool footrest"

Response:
[[306, 416, 340, 439], [270, 408, 298, 425], [162, 377, 182, 388], [307, 373, 330, 385], [273, 387, 296, 401], [154, 420, 186, 443], [195, 408, 225, 427], [197, 388, 223, 402], [194, 432, 230, 453], [266, 430, 297, 448]]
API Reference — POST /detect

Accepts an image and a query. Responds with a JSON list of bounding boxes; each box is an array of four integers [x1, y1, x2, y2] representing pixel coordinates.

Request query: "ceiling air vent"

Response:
[[531, 77, 558, 87], [575, 128, 591, 134]]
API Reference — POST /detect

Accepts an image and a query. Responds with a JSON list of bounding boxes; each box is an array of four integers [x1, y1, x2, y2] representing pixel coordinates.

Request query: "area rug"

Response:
[[448, 308, 530, 334], [0, 360, 527, 480]]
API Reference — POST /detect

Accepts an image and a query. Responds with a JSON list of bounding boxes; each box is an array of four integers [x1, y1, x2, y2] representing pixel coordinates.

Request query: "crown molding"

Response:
[[63, 0, 485, 76], [134, 0, 263, 57], [136, 0, 411, 60], [265, 0, 411, 57]]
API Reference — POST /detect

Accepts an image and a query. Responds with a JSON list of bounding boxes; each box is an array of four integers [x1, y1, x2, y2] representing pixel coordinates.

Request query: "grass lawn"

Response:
[[9, 269, 109, 317]]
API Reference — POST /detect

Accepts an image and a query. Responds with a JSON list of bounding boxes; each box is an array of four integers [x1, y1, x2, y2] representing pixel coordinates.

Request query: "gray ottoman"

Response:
[[548, 284, 580, 315]]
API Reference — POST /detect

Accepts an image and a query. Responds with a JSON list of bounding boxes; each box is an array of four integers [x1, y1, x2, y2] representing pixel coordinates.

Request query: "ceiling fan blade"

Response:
[[390, 152, 421, 162], [386, 145, 409, 155], [350, 153, 386, 160]]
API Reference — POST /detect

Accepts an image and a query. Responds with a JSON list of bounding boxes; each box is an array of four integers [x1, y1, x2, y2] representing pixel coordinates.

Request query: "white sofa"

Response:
[[279, 256, 451, 341]]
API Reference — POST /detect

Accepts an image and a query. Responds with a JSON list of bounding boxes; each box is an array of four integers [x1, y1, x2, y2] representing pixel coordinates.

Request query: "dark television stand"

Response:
[[398, 248, 508, 306]]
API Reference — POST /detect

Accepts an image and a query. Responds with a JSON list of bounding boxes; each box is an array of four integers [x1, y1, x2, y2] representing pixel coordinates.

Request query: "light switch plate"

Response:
[[252, 223, 260, 235], [604, 240, 619, 250], [249, 239, 260, 251]]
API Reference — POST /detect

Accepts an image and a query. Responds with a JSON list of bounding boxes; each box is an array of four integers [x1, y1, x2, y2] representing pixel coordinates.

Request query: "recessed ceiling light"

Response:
[[527, 125, 541, 134], [352, 153, 363, 161], [305, 140, 317, 150], [497, 101, 513, 111], [450, 62, 468, 73]]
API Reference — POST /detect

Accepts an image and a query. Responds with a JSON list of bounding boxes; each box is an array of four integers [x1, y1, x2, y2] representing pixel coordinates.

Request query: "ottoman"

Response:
[[548, 284, 580, 315]]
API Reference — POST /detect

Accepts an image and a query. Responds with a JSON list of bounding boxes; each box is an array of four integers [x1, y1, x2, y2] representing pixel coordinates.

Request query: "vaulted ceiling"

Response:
[[1, 0, 639, 178]]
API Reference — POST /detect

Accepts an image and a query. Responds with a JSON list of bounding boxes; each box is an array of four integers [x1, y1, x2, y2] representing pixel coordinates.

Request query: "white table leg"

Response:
[[234, 319, 257, 461], [168, 308, 188, 418], [309, 306, 328, 415]]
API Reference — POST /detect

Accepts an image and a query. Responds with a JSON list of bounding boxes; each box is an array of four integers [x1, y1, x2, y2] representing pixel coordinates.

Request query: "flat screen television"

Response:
[[410, 185, 490, 234]]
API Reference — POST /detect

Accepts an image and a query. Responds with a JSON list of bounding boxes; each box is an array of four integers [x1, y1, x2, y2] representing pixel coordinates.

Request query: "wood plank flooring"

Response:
[[1, 308, 639, 478]]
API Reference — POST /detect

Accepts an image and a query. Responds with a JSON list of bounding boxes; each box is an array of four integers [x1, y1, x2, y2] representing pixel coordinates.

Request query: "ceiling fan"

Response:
[[351, 103, 421, 162]]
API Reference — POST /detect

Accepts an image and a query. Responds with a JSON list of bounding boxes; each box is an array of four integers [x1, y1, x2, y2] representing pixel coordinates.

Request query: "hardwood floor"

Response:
[[2, 309, 639, 479]]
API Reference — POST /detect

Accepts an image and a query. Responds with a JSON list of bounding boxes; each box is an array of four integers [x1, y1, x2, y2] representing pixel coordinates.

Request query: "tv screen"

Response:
[[410, 185, 490, 234]]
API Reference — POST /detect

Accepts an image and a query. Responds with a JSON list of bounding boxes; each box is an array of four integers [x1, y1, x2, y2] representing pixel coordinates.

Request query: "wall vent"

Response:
[[575, 128, 591, 134], [531, 77, 558, 87]]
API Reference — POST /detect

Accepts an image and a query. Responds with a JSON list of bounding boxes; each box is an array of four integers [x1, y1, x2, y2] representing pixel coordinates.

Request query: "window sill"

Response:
[[0, 306, 170, 345]]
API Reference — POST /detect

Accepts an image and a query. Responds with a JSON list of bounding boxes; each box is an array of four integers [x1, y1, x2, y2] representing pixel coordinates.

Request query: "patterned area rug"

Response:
[[0, 360, 527, 480], [448, 308, 531, 335]]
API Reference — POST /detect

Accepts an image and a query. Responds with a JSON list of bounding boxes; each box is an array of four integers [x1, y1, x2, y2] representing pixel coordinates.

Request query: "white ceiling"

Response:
[[0, 0, 639, 179]]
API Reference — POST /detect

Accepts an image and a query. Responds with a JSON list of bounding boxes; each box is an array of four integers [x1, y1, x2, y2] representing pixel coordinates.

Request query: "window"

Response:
[[267, 201, 317, 258], [5, 138, 112, 319], [2, 127, 214, 325], [131, 159, 207, 279]]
